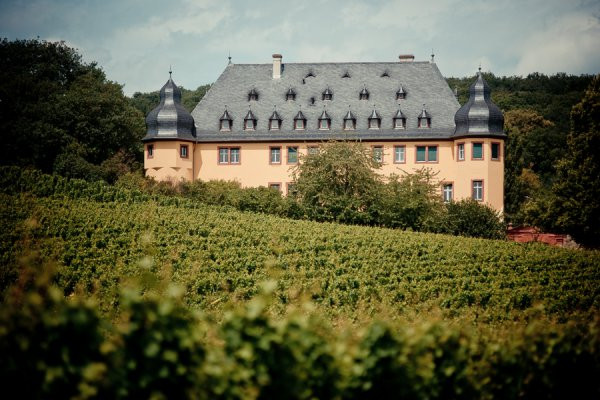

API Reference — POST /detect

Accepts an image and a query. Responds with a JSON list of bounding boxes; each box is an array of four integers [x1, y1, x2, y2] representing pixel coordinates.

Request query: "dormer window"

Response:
[[342, 71, 351, 78], [418, 105, 431, 129], [248, 88, 259, 101], [368, 109, 381, 129], [294, 110, 306, 130], [359, 86, 369, 100], [322, 88, 333, 101], [220, 109, 233, 131], [286, 88, 296, 101], [269, 110, 281, 131], [343, 110, 356, 130], [396, 86, 406, 100], [381, 71, 390, 78], [318, 110, 331, 130], [393, 109, 406, 129], [244, 109, 257, 130]]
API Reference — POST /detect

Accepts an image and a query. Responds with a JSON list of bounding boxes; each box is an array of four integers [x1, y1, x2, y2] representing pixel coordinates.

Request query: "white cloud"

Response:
[[515, 12, 600, 75]]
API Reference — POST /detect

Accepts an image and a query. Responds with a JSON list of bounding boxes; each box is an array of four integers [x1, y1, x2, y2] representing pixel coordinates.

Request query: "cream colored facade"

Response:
[[144, 137, 504, 212]]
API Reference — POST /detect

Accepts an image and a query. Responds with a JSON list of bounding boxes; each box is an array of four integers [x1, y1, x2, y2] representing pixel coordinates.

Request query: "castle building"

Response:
[[143, 54, 505, 211]]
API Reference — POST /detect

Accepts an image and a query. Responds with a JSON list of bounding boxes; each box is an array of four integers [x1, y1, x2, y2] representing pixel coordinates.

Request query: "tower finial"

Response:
[[478, 63, 482, 73], [169, 65, 172, 78], [431, 49, 435, 63], [228, 51, 232, 65]]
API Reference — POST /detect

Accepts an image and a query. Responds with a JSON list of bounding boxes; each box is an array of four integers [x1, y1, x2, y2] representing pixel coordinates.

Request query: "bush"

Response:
[[438, 199, 506, 239]]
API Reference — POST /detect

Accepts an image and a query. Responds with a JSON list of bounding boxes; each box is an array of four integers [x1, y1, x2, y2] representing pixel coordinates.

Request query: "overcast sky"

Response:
[[1, 0, 599, 95]]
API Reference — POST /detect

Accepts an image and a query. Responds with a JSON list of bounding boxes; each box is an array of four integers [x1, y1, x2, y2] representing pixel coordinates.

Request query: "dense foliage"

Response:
[[542, 75, 600, 248], [0, 38, 144, 180]]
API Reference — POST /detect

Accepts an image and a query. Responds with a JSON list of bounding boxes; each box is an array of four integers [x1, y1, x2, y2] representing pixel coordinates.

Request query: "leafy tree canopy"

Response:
[[0, 38, 145, 176]]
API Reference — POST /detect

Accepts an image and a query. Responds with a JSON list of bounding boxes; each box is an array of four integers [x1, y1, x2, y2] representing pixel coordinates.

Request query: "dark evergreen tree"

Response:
[[548, 75, 600, 248]]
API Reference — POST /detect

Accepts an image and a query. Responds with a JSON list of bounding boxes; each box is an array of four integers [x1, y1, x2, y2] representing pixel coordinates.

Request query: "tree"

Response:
[[547, 75, 600, 248], [291, 141, 383, 224], [0, 38, 145, 176], [438, 199, 505, 239], [503, 109, 556, 223]]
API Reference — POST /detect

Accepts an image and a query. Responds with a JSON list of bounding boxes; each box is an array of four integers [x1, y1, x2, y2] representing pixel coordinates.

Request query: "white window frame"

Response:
[[472, 180, 483, 201], [270, 147, 281, 164], [458, 143, 465, 161], [443, 183, 453, 203], [394, 146, 405, 163]]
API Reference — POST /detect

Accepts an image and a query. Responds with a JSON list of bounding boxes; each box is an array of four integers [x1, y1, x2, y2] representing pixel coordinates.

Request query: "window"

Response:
[[294, 119, 305, 130], [218, 147, 240, 164], [308, 146, 319, 155], [442, 183, 453, 203], [220, 119, 231, 131], [472, 180, 483, 201], [394, 118, 406, 129], [396, 87, 406, 100], [360, 88, 369, 100], [270, 147, 281, 164], [269, 119, 280, 130], [418, 118, 431, 128], [244, 119, 255, 130], [319, 119, 329, 130], [373, 146, 383, 163], [287, 147, 298, 164], [457, 143, 465, 161], [416, 145, 437, 162], [369, 118, 380, 129], [147, 144, 154, 159], [344, 119, 355, 130], [268, 183, 281, 192], [472, 142, 483, 160], [180, 145, 188, 159], [322, 88, 333, 101], [491, 142, 500, 160], [248, 89, 258, 101], [230, 148, 240, 164], [394, 146, 405, 163], [286, 89, 296, 101]]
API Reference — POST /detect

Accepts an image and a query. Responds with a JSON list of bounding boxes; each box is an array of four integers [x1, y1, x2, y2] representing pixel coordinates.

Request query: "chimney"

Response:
[[398, 54, 415, 62], [272, 53, 282, 79]]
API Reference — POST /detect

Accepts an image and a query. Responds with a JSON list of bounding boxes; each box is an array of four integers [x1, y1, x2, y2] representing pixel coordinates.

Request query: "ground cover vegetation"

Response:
[[1, 168, 599, 398]]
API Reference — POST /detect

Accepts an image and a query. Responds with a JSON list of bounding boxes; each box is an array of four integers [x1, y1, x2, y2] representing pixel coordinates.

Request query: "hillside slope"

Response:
[[1, 171, 598, 325]]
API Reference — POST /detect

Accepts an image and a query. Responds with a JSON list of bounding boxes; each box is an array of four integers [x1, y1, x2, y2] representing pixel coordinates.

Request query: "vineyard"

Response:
[[1, 168, 600, 398]]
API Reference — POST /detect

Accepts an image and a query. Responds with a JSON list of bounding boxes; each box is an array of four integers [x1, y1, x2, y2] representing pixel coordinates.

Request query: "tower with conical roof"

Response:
[[143, 71, 196, 182], [450, 68, 505, 211]]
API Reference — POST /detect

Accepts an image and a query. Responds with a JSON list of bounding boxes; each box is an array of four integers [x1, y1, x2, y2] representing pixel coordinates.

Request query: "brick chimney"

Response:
[[398, 54, 415, 62], [272, 54, 282, 79]]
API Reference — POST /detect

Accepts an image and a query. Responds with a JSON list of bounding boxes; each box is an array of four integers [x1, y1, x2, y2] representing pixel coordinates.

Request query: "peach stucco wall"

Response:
[[144, 138, 505, 212], [144, 140, 194, 182]]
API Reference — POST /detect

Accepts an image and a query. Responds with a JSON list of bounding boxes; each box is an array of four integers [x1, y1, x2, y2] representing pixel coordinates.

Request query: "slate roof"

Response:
[[144, 76, 195, 141], [191, 61, 462, 142], [454, 71, 505, 138]]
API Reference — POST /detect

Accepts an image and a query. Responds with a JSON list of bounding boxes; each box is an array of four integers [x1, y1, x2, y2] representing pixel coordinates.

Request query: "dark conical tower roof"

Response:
[[144, 73, 195, 141], [453, 70, 504, 137]]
